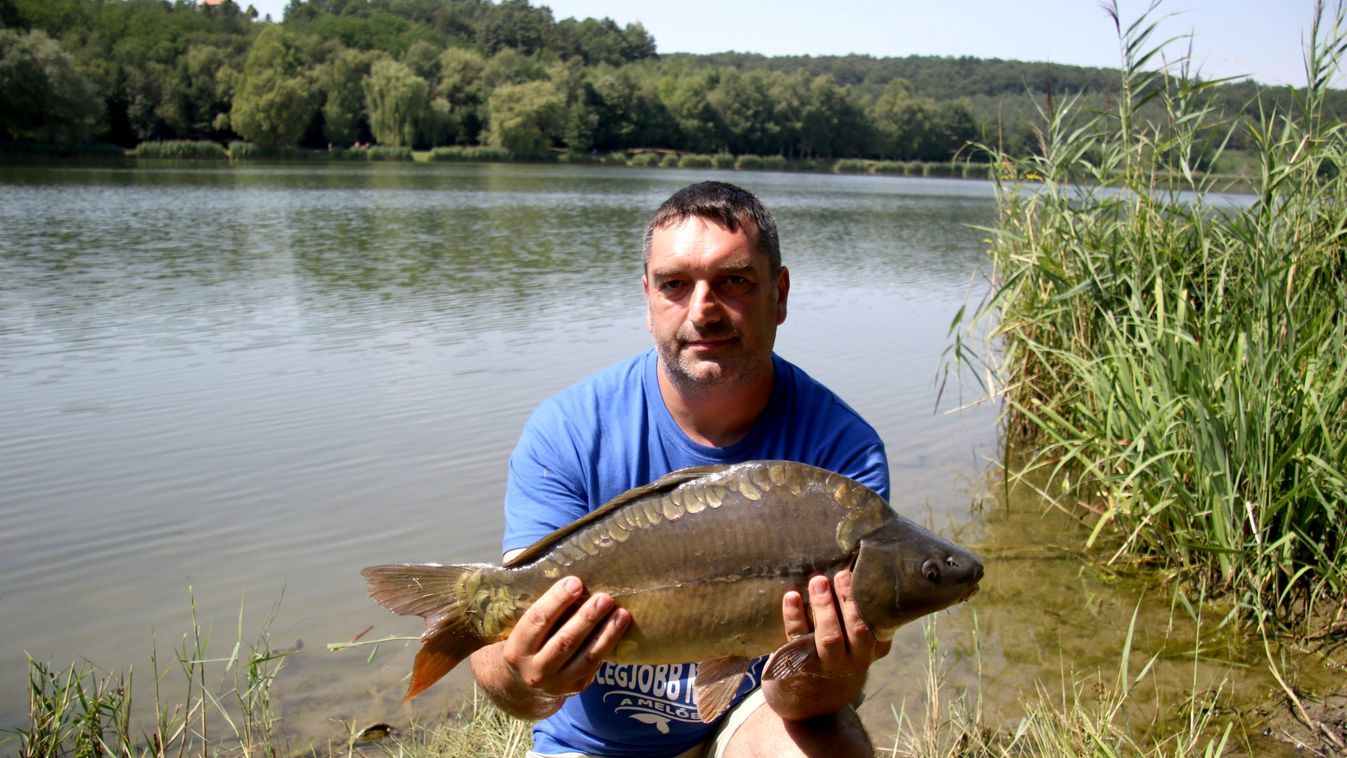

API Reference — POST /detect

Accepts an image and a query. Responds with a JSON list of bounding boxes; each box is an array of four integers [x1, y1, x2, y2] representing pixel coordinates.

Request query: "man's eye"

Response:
[[719, 276, 751, 296], [659, 280, 686, 294]]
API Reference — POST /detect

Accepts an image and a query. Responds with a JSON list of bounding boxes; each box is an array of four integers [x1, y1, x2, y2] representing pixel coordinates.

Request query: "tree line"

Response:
[[2, 0, 1340, 161]]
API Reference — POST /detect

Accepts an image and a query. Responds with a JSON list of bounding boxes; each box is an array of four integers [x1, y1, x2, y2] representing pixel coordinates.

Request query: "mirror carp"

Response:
[[362, 460, 982, 722]]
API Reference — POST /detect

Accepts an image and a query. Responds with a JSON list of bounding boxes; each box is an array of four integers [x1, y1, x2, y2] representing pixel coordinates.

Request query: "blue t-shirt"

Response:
[[503, 349, 889, 757]]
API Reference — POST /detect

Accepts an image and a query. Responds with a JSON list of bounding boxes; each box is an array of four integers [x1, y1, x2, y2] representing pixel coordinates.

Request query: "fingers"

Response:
[[799, 570, 883, 676], [834, 571, 878, 651], [781, 588, 811, 639], [511, 576, 585, 655], [503, 576, 630, 696], [538, 591, 629, 690], [806, 574, 848, 671]]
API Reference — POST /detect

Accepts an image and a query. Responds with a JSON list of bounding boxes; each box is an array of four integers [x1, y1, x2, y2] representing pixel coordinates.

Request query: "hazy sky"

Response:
[[244, 0, 1332, 87]]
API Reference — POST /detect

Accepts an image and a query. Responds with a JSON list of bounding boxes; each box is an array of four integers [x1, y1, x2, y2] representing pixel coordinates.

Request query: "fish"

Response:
[[362, 460, 982, 722]]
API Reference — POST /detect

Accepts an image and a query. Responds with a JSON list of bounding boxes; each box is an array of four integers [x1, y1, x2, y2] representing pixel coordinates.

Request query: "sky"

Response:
[[244, 0, 1333, 87]]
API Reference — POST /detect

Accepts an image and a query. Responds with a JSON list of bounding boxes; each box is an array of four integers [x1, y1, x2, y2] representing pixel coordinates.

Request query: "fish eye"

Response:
[[946, 556, 959, 568], [922, 559, 940, 582]]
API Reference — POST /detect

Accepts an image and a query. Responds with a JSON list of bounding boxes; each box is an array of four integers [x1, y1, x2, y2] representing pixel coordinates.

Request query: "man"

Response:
[[469, 181, 891, 757]]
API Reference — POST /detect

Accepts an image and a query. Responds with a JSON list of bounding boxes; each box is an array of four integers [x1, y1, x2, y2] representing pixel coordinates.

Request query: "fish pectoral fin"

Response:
[[763, 633, 819, 680], [693, 655, 750, 724]]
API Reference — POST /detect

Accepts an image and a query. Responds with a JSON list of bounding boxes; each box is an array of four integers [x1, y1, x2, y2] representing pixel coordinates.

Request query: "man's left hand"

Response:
[[783, 569, 892, 677]]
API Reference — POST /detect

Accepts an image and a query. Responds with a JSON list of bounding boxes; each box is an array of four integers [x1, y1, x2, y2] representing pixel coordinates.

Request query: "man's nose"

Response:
[[688, 281, 722, 325]]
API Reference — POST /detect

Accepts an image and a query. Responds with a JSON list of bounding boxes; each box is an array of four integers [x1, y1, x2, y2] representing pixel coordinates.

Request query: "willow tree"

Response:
[[362, 58, 429, 147], [230, 26, 316, 147]]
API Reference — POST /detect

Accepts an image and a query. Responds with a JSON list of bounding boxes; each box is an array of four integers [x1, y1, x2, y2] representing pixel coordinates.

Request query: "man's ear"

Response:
[[775, 266, 790, 325]]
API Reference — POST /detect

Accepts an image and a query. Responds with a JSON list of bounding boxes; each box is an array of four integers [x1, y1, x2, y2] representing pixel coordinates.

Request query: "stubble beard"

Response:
[[658, 330, 771, 398]]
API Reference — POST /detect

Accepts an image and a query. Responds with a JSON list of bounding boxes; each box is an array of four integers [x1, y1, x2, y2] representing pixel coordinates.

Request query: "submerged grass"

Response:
[[950, 0, 1347, 633]]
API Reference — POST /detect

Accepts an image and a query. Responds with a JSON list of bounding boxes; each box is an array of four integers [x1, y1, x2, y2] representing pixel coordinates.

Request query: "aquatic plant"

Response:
[[131, 140, 227, 160], [950, 0, 1347, 631]]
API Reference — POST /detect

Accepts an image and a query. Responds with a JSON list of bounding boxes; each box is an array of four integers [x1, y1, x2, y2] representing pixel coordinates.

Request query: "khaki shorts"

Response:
[[526, 687, 768, 758]]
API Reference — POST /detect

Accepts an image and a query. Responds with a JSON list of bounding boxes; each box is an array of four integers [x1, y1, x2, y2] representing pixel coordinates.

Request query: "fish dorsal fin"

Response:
[[504, 465, 729, 568], [693, 655, 750, 723]]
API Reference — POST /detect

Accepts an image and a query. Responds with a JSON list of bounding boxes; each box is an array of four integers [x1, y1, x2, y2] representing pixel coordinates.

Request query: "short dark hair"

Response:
[[642, 181, 781, 273]]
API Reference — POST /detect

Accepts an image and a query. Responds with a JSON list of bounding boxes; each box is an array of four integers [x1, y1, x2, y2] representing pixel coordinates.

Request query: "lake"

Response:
[[0, 161, 1003, 741]]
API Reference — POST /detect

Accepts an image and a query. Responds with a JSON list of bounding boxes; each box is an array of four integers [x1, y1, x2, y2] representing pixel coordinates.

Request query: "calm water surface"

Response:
[[0, 163, 1005, 737]]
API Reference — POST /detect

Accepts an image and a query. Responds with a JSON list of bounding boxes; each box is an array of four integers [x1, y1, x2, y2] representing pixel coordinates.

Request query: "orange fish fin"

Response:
[[693, 655, 750, 723], [763, 633, 818, 680], [361, 564, 495, 700], [403, 620, 482, 701]]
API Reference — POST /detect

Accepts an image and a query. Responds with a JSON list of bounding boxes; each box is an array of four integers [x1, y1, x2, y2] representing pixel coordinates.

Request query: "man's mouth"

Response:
[[680, 330, 737, 349]]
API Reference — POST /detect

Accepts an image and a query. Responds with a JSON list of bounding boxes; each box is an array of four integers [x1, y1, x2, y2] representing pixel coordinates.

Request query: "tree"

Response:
[[363, 57, 429, 147], [231, 26, 318, 146], [708, 69, 780, 155], [319, 46, 375, 146], [477, 0, 553, 56], [657, 69, 721, 153], [435, 46, 486, 144], [584, 66, 666, 150], [0, 28, 101, 142], [486, 78, 565, 158]]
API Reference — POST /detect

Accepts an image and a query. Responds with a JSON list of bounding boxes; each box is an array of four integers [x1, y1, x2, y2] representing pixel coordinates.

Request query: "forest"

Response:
[[2, 0, 1343, 162]]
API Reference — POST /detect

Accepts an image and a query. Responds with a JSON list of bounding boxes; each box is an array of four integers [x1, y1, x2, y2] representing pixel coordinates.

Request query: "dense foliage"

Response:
[[8, 0, 1339, 160], [954, 2, 1347, 632]]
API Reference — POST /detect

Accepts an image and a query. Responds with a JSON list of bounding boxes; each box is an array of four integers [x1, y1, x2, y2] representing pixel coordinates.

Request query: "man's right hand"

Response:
[[471, 575, 631, 716]]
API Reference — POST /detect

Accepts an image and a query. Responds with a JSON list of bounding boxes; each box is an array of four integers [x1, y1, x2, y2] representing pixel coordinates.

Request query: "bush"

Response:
[[926, 162, 957, 177], [833, 159, 871, 174], [760, 155, 786, 171], [428, 145, 513, 162], [132, 140, 226, 160], [711, 152, 736, 169], [733, 154, 765, 170], [872, 161, 907, 175], [366, 146, 412, 161], [627, 151, 661, 167], [678, 153, 713, 169], [659, 153, 680, 168]]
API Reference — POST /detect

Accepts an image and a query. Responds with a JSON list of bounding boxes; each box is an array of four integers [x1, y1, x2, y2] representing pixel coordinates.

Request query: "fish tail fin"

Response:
[[361, 563, 504, 701]]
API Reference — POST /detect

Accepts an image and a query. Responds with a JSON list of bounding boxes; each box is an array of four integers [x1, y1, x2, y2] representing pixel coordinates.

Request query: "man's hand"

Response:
[[766, 569, 892, 720], [470, 576, 630, 719], [504, 575, 632, 695]]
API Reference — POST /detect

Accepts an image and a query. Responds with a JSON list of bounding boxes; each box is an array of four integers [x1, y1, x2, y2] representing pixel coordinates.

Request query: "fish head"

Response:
[[851, 516, 983, 634]]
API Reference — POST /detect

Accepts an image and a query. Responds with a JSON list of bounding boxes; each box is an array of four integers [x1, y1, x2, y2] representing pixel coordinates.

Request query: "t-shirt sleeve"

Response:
[[842, 436, 890, 503], [501, 399, 591, 557]]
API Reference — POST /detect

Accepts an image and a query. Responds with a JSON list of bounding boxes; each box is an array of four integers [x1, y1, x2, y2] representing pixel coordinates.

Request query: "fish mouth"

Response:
[[959, 584, 981, 603]]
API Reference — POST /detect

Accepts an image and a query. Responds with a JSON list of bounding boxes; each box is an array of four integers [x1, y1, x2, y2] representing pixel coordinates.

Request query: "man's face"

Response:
[[642, 216, 789, 390]]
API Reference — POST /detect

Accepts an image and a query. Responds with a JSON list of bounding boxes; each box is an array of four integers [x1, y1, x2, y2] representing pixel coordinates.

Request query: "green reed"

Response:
[[951, 0, 1347, 632], [131, 141, 227, 160], [8, 590, 293, 757]]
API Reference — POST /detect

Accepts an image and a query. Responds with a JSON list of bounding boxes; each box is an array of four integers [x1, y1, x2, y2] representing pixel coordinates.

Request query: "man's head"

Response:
[[642, 181, 781, 276], [641, 182, 789, 395]]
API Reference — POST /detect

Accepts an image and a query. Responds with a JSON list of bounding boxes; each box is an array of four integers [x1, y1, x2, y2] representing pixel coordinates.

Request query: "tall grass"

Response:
[[950, 0, 1347, 631], [8, 590, 293, 756]]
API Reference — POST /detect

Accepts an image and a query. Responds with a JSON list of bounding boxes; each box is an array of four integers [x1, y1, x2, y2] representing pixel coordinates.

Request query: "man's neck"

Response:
[[656, 361, 775, 448]]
